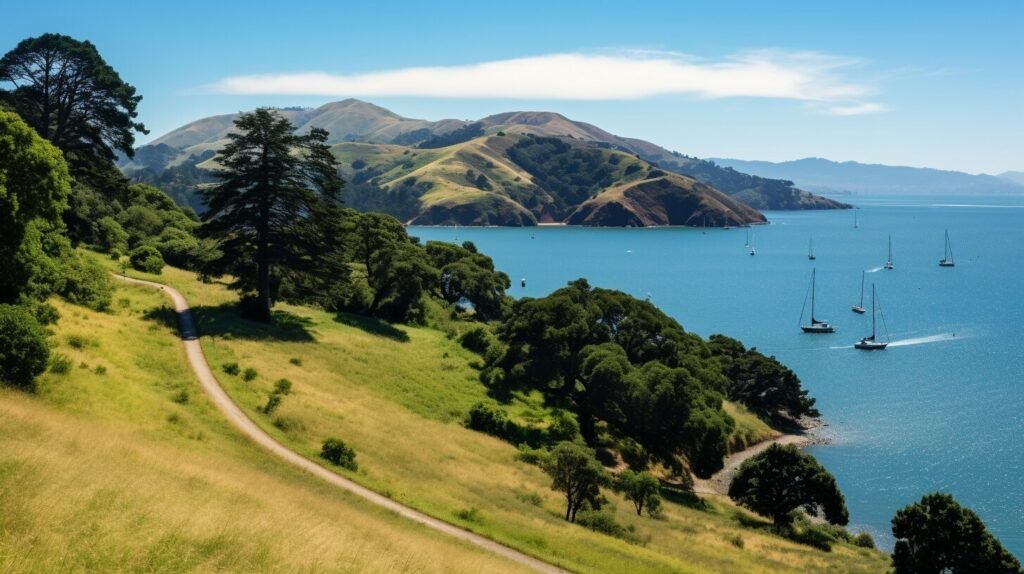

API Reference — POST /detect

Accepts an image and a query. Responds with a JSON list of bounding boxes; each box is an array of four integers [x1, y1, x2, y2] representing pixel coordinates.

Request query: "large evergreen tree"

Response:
[[199, 109, 343, 320], [0, 34, 147, 178]]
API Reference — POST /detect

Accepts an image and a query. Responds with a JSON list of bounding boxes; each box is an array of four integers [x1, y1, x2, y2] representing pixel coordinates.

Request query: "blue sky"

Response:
[[2, 0, 1021, 174]]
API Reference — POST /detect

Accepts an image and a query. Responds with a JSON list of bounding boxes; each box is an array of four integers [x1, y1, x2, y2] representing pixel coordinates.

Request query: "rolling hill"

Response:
[[120, 99, 849, 224], [710, 157, 1024, 196]]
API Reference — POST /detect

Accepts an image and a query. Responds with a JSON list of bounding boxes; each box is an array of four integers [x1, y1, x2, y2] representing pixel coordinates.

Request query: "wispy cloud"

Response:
[[208, 50, 884, 115]]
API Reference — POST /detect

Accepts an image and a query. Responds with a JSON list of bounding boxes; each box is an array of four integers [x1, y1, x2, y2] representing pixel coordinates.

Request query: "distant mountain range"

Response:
[[120, 99, 846, 226], [707, 157, 1024, 196]]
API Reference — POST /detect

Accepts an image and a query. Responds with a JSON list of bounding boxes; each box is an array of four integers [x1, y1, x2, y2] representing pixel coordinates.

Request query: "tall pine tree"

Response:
[[199, 109, 344, 320]]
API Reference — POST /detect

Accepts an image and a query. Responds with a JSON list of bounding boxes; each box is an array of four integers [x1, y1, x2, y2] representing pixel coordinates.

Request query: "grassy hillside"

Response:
[[0, 284, 534, 573], [122, 99, 846, 218], [90, 258, 889, 574]]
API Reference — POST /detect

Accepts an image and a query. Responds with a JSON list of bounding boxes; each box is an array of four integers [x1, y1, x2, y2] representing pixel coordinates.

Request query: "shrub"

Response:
[[242, 367, 258, 382], [727, 534, 745, 549], [575, 510, 640, 543], [458, 325, 497, 355], [222, 362, 240, 376], [0, 304, 50, 390], [454, 507, 483, 523], [273, 378, 292, 395], [853, 531, 875, 549], [49, 352, 72, 375], [129, 245, 165, 274], [516, 444, 550, 466], [66, 333, 97, 349], [172, 390, 189, 404], [289, 357, 302, 366], [321, 438, 358, 470], [262, 393, 282, 415], [466, 401, 512, 438], [93, 365, 107, 375]]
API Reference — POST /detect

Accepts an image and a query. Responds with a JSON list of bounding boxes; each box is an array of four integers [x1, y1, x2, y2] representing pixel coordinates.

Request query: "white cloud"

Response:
[[208, 50, 883, 113], [821, 102, 889, 116]]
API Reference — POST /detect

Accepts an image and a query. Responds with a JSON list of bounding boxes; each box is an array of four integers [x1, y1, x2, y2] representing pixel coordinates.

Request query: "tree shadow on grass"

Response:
[[333, 312, 409, 343], [144, 302, 316, 342], [661, 484, 711, 512]]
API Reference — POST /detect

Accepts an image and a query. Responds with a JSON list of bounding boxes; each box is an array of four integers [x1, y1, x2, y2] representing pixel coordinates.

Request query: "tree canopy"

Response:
[[488, 279, 733, 477], [0, 109, 71, 303], [542, 441, 610, 522], [728, 443, 848, 532], [892, 492, 1021, 574], [199, 109, 344, 320], [708, 334, 819, 424], [0, 34, 147, 178]]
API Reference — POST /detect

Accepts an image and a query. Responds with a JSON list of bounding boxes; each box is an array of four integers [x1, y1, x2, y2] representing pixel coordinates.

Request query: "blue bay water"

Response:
[[410, 195, 1024, 553]]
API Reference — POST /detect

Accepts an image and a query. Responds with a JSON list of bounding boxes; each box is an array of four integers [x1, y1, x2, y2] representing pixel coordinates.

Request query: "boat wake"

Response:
[[887, 333, 961, 347], [828, 332, 964, 350], [865, 266, 884, 273]]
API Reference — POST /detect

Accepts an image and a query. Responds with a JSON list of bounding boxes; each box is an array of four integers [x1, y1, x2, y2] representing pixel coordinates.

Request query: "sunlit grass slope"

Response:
[[101, 259, 888, 574], [0, 284, 532, 573]]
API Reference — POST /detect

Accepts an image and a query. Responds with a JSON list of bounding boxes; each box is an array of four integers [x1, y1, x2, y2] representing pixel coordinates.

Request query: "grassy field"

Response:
[[91, 260, 890, 574], [0, 284, 533, 573]]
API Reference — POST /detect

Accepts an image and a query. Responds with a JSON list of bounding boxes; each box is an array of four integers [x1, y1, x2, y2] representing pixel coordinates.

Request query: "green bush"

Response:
[[129, 245, 165, 274], [458, 325, 497, 355], [242, 367, 258, 382], [48, 353, 72, 375], [262, 393, 282, 415], [273, 378, 292, 395], [0, 304, 50, 390], [466, 401, 513, 438], [222, 362, 240, 376], [575, 510, 640, 543], [289, 357, 302, 366], [853, 531, 875, 549], [320, 438, 358, 470], [96, 216, 129, 253]]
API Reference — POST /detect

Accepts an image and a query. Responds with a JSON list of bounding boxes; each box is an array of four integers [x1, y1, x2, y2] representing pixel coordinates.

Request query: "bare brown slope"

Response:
[[565, 174, 766, 227]]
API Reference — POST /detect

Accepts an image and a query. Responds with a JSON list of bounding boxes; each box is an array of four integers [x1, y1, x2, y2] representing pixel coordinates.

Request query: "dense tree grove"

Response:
[[728, 443, 848, 532], [486, 279, 734, 478], [708, 334, 819, 424], [891, 493, 1021, 574]]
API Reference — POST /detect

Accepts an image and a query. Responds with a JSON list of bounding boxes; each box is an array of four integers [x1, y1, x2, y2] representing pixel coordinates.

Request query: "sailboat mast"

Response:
[[811, 269, 816, 320], [860, 271, 865, 307], [871, 284, 877, 338]]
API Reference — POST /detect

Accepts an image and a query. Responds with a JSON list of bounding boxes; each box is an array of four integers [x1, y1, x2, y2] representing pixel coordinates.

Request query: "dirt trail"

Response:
[[692, 434, 811, 496], [115, 275, 567, 574]]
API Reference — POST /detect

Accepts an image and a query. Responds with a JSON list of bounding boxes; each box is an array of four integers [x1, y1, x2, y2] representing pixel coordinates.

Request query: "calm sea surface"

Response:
[[410, 195, 1024, 552]]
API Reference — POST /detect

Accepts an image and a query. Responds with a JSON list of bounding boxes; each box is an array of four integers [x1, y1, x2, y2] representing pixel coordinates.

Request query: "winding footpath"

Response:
[[115, 275, 567, 574]]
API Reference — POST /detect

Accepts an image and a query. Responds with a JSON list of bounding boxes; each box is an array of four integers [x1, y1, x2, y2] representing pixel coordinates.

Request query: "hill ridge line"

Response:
[[112, 274, 568, 574]]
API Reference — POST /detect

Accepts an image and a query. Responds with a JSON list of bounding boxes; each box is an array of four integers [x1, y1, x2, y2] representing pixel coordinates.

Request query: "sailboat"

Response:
[[854, 284, 888, 350], [748, 232, 756, 256], [744, 229, 750, 248], [702, 215, 707, 235], [800, 269, 834, 333], [884, 235, 894, 270], [854, 211, 859, 229], [808, 238, 816, 260], [939, 229, 955, 267], [852, 270, 866, 314]]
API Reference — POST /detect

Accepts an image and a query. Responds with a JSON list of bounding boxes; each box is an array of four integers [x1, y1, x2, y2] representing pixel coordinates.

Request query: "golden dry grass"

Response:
[[95, 260, 889, 574]]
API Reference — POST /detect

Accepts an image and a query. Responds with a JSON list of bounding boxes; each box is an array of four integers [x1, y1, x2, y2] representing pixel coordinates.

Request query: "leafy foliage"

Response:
[[614, 470, 662, 516], [320, 438, 358, 471], [129, 244, 164, 274], [0, 109, 71, 303], [506, 136, 621, 216], [424, 240, 510, 321], [488, 278, 733, 477], [728, 443, 848, 532], [0, 33, 147, 181], [891, 492, 1021, 574], [0, 303, 50, 390], [708, 334, 819, 423], [542, 441, 610, 522]]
